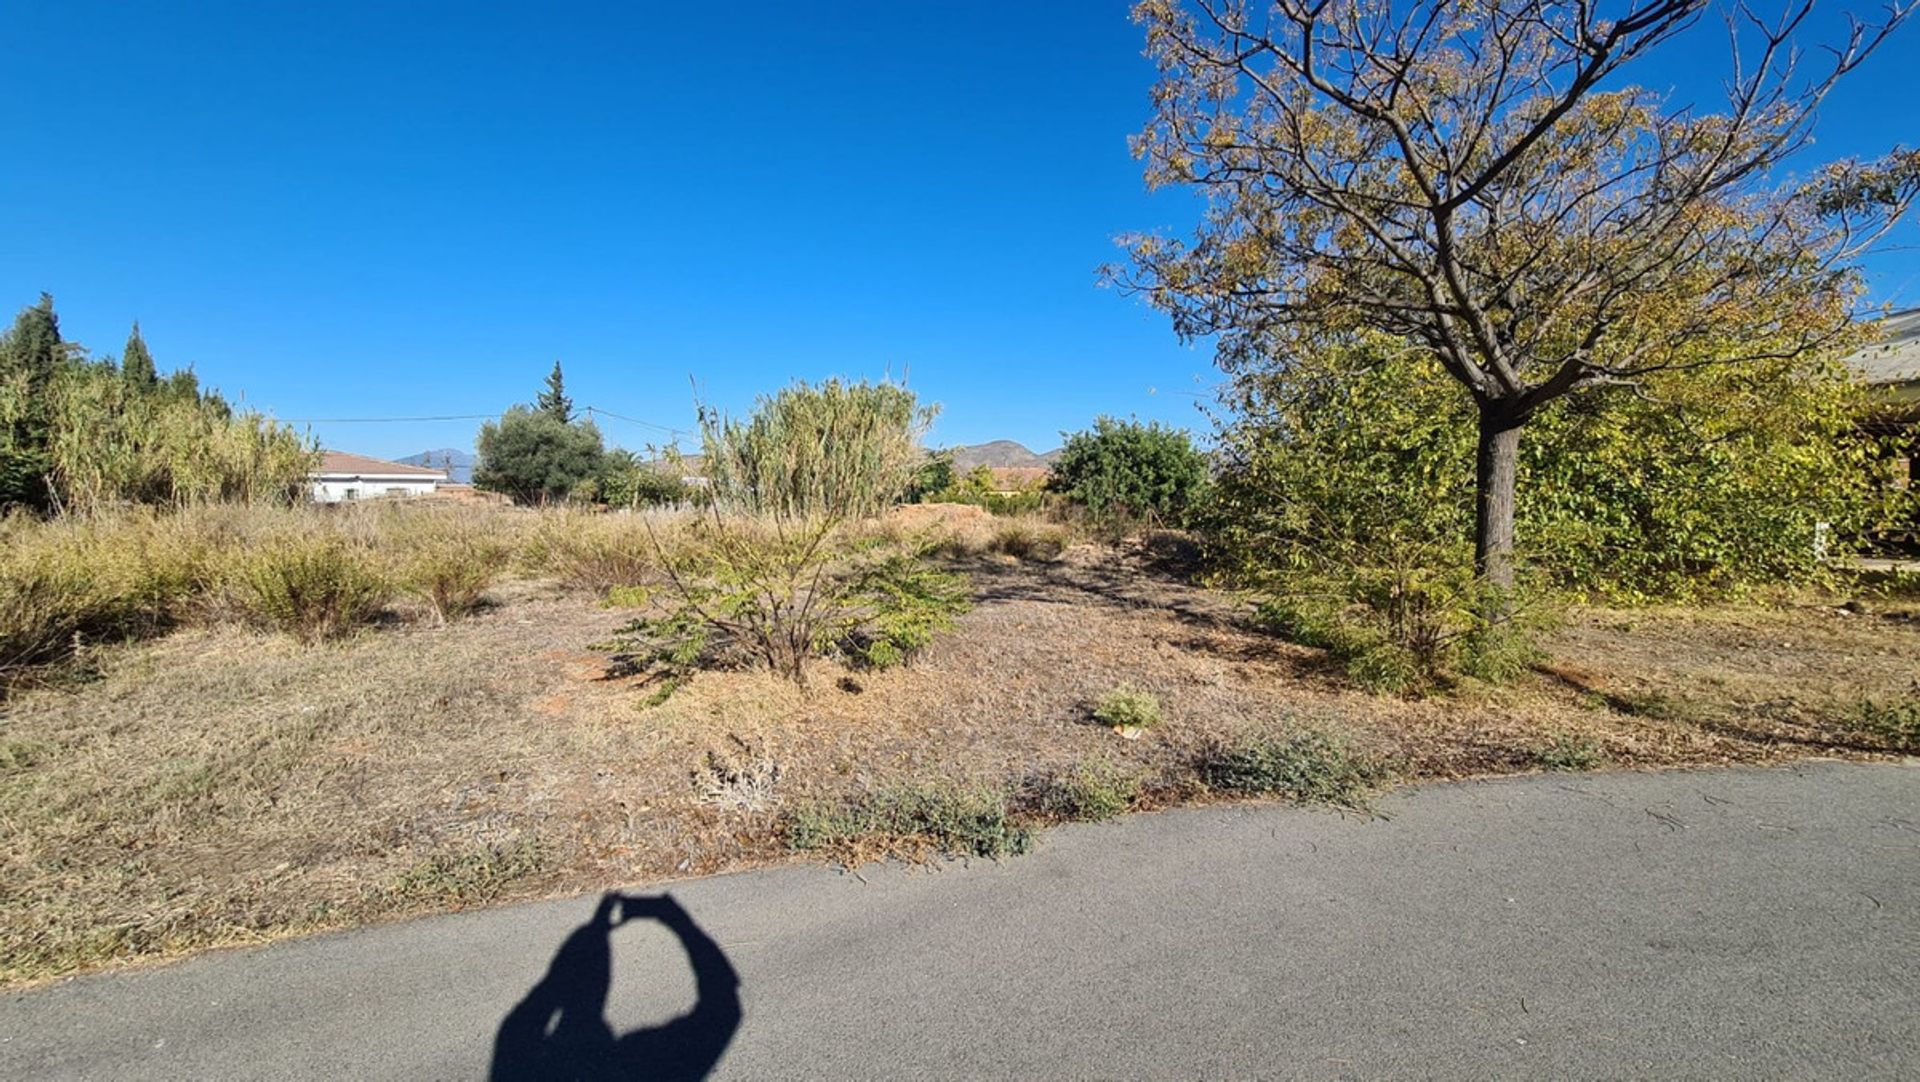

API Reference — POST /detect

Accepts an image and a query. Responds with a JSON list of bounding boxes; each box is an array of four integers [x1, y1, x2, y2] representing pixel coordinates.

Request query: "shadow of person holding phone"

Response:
[[489, 892, 742, 1081]]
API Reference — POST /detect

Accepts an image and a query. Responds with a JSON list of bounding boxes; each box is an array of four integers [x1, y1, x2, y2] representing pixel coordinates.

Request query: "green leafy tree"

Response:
[[474, 406, 606, 505], [1119, 0, 1914, 606], [537, 361, 574, 423], [1051, 417, 1209, 524], [121, 322, 158, 391], [908, 452, 956, 502]]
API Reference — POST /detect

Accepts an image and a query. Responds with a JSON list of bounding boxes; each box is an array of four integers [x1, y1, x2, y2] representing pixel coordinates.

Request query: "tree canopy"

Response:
[[474, 406, 606, 505], [538, 361, 574, 423], [1119, 0, 1915, 597]]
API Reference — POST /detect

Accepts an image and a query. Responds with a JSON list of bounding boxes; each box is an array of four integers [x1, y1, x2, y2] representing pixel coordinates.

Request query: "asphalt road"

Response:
[[3, 761, 1916, 1080]]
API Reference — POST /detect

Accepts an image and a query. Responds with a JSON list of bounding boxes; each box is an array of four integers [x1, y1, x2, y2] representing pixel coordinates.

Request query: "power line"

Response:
[[581, 405, 690, 438], [272, 413, 497, 423]]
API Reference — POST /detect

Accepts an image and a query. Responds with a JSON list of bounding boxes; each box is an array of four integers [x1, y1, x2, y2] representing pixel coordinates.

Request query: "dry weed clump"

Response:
[[520, 507, 693, 594]]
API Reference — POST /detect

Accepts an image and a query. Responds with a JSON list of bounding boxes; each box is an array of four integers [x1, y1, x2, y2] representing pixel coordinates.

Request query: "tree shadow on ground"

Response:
[[490, 892, 742, 1082]]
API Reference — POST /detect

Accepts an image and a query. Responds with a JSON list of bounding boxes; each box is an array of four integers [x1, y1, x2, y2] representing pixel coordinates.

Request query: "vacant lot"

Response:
[[3, 532, 1916, 986]]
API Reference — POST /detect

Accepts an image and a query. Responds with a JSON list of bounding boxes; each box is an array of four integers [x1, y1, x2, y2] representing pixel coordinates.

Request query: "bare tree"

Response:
[[1118, 0, 1917, 602]]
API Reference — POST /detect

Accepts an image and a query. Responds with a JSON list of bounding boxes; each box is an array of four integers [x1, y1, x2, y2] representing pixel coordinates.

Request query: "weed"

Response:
[[785, 782, 1034, 860], [394, 521, 508, 623], [1201, 728, 1387, 809], [1845, 696, 1920, 752], [601, 516, 969, 690], [1025, 757, 1141, 822], [377, 838, 546, 906], [1534, 731, 1605, 771], [234, 534, 391, 643], [1091, 685, 1163, 731], [690, 737, 782, 811], [988, 520, 1071, 561]]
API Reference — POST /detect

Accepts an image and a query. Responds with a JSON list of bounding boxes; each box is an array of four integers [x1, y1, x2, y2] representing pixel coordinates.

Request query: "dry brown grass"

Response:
[[3, 531, 1916, 988]]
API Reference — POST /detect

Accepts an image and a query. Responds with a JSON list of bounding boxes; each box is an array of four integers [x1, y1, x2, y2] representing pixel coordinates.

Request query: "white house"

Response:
[[309, 451, 448, 503]]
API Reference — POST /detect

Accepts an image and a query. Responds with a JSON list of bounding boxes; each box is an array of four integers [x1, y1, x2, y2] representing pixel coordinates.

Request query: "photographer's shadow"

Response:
[[489, 892, 742, 1081]]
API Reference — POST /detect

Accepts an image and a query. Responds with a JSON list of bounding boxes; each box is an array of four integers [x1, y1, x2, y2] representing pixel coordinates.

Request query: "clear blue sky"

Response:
[[3, 2, 1915, 460]]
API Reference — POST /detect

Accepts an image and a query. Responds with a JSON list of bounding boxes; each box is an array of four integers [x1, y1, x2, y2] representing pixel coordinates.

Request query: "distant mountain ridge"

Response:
[[948, 440, 1060, 471], [399, 448, 476, 483]]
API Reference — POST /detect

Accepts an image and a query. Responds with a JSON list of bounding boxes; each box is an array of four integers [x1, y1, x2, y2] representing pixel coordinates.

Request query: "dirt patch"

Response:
[[3, 549, 1915, 987]]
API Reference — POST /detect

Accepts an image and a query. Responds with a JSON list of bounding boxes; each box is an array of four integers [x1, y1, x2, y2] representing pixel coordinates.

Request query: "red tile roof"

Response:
[[314, 451, 447, 478]]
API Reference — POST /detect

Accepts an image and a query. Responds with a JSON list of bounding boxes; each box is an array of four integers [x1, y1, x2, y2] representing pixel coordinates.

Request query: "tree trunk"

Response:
[[1473, 406, 1522, 612]]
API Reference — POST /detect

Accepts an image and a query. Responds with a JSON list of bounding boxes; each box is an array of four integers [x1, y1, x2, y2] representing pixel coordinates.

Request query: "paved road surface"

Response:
[[3, 761, 1916, 1080]]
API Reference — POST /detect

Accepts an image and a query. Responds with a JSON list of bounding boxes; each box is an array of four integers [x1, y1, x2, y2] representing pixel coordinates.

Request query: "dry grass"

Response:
[[3, 524, 1917, 988]]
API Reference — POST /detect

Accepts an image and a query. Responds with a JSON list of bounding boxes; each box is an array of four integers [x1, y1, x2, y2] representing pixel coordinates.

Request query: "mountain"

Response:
[[399, 448, 476, 483], [948, 440, 1060, 471]]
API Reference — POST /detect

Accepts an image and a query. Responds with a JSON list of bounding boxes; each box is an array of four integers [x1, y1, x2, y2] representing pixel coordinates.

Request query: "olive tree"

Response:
[[1117, 0, 1916, 605]]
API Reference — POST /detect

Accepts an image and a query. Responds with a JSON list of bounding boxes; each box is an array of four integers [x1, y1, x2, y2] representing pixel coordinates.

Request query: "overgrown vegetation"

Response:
[[1050, 416, 1209, 526], [1024, 757, 1142, 822], [600, 516, 970, 693], [1200, 728, 1388, 810], [235, 533, 393, 643], [785, 782, 1035, 860], [1845, 695, 1920, 752], [0, 294, 313, 514], [700, 378, 934, 519]]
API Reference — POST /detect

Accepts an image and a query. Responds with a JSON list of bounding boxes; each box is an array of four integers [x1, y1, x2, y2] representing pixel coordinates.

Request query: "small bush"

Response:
[[523, 510, 666, 595], [1202, 728, 1387, 809], [1534, 731, 1605, 771], [1092, 685, 1164, 731], [1256, 553, 1546, 695], [235, 535, 391, 643], [392, 516, 509, 622], [1026, 758, 1142, 822], [785, 782, 1034, 860], [988, 519, 1070, 561], [1845, 696, 1920, 752], [601, 516, 969, 693]]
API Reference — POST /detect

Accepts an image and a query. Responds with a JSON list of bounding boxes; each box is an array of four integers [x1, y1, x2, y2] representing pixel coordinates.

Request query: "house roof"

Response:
[[314, 450, 447, 479], [1843, 308, 1920, 385]]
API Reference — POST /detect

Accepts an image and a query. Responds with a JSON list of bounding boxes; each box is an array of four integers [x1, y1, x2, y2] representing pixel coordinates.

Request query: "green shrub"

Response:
[[1207, 332, 1899, 604], [1091, 685, 1164, 731], [601, 517, 968, 693], [235, 535, 391, 643], [785, 782, 1034, 860], [1027, 758, 1142, 822], [1202, 728, 1387, 809], [1051, 416, 1210, 526], [1845, 696, 1920, 752], [1255, 548, 1545, 695]]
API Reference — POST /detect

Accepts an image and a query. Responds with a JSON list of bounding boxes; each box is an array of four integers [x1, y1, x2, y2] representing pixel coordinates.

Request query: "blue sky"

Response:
[[3, 2, 1916, 461]]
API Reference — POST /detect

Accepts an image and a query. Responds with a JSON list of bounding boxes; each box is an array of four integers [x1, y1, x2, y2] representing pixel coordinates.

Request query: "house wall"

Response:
[[309, 476, 442, 503]]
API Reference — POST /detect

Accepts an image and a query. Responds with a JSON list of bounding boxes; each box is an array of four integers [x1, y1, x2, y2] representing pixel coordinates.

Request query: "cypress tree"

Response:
[[0, 293, 63, 509], [537, 361, 574, 423], [121, 321, 159, 391]]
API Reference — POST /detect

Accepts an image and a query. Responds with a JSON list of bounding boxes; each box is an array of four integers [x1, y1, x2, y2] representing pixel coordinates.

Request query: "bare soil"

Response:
[[3, 543, 1915, 987]]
